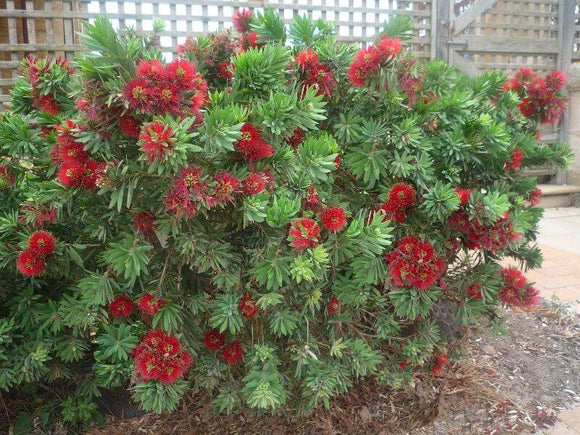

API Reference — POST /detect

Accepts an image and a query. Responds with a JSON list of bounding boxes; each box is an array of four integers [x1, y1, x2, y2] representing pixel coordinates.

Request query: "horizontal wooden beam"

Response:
[[458, 36, 559, 55], [0, 44, 81, 52], [453, 0, 498, 36]]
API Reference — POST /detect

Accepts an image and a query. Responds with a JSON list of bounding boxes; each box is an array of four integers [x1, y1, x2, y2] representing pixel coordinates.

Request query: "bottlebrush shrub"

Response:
[[0, 10, 574, 426]]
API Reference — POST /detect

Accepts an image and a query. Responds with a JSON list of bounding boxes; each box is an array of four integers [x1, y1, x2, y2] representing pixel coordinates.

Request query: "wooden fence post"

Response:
[[557, 0, 575, 185], [434, 0, 451, 62]]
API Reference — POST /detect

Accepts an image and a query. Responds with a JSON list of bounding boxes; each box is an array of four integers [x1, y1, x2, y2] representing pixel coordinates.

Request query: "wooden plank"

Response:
[[435, 0, 451, 62], [0, 43, 81, 51], [460, 36, 559, 54], [453, 0, 499, 36], [451, 51, 480, 76]]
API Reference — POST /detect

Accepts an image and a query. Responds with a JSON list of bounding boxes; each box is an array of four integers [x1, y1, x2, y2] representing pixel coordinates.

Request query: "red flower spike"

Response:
[[16, 250, 46, 277], [138, 293, 166, 315], [136, 59, 165, 82], [376, 36, 402, 60], [296, 49, 319, 69], [455, 188, 473, 206], [204, 329, 226, 351], [57, 160, 86, 187], [506, 148, 524, 171], [133, 211, 156, 235], [233, 9, 254, 33], [288, 217, 321, 252], [0, 165, 15, 187], [222, 341, 244, 365], [328, 296, 340, 314], [466, 284, 483, 300], [133, 330, 192, 384], [119, 115, 141, 138], [235, 122, 275, 161], [320, 206, 347, 232], [286, 128, 304, 147], [109, 295, 135, 318], [32, 95, 60, 115], [139, 121, 175, 164], [242, 173, 266, 195], [388, 183, 416, 209], [239, 294, 259, 319], [28, 230, 56, 257]]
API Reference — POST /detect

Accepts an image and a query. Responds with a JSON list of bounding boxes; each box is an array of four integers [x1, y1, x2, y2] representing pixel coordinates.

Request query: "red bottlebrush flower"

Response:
[[455, 188, 473, 206], [165, 59, 198, 89], [527, 78, 548, 101], [28, 230, 56, 257], [32, 94, 60, 115], [138, 293, 166, 315], [347, 46, 380, 87], [242, 172, 265, 195], [235, 122, 275, 161], [288, 217, 321, 252], [302, 62, 337, 98], [432, 352, 448, 377], [16, 250, 46, 277], [239, 32, 261, 51], [204, 329, 226, 351], [466, 284, 482, 300], [239, 294, 259, 319], [58, 142, 88, 163], [221, 341, 243, 365], [449, 211, 520, 254], [124, 77, 152, 114], [109, 295, 135, 318], [545, 70, 566, 92], [139, 121, 175, 164], [57, 159, 86, 187], [379, 201, 407, 223], [506, 148, 524, 171], [119, 114, 141, 138], [233, 9, 254, 33], [0, 165, 15, 187], [82, 160, 105, 190], [286, 128, 304, 147], [217, 61, 234, 80], [385, 236, 446, 291], [296, 49, 319, 69], [320, 206, 347, 232], [518, 98, 536, 118], [19, 204, 58, 228], [55, 120, 80, 147], [399, 360, 409, 370], [514, 68, 538, 86], [527, 188, 542, 207], [136, 59, 165, 81], [164, 186, 197, 219], [376, 35, 402, 60], [134, 211, 156, 235], [388, 183, 416, 209], [499, 268, 540, 308], [328, 296, 340, 314], [443, 237, 461, 259], [133, 330, 192, 383], [303, 186, 321, 211], [212, 171, 239, 204]]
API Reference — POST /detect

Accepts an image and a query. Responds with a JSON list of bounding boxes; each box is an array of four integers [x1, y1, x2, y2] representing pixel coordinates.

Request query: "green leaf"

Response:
[[209, 293, 243, 334]]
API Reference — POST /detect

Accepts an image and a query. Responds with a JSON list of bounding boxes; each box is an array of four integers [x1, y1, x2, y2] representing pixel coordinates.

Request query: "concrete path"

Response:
[[528, 208, 580, 434], [527, 207, 580, 314]]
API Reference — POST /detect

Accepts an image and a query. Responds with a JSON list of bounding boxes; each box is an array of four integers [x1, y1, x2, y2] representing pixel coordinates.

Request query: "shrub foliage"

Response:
[[0, 9, 572, 427]]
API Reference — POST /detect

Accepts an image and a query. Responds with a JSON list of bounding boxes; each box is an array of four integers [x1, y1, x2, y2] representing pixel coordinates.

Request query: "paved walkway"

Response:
[[527, 208, 580, 434]]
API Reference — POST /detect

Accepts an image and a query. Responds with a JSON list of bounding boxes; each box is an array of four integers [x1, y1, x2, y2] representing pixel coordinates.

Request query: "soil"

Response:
[[86, 300, 580, 435]]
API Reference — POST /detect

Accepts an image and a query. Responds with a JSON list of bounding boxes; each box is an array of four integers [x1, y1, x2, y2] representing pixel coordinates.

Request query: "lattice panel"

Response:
[[455, 0, 560, 76], [573, 1, 580, 60]]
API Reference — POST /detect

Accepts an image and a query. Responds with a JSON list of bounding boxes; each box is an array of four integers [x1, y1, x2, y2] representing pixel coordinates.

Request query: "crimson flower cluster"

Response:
[[109, 295, 135, 318], [499, 268, 540, 308], [124, 59, 207, 120], [320, 206, 347, 232], [295, 49, 337, 98], [506, 148, 524, 171], [53, 120, 104, 189], [232, 9, 262, 52], [448, 211, 521, 253], [203, 330, 244, 365], [0, 165, 15, 188], [138, 120, 176, 164], [16, 230, 56, 277], [347, 35, 403, 87], [288, 217, 321, 252], [133, 330, 193, 384], [235, 122, 275, 162], [504, 68, 567, 124], [139, 293, 166, 315], [385, 236, 446, 291], [19, 204, 58, 228], [380, 183, 416, 223], [25, 56, 72, 115], [431, 352, 448, 377], [327, 296, 341, 315], [178, 33, 236, 84], [239, 294, 259, 319]]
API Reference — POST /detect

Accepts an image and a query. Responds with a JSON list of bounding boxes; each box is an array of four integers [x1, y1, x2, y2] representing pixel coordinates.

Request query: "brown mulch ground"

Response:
[[84, 301, 580, 435]]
